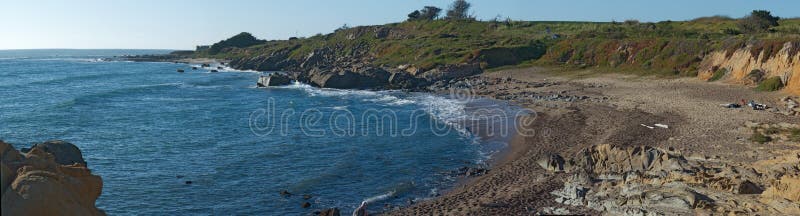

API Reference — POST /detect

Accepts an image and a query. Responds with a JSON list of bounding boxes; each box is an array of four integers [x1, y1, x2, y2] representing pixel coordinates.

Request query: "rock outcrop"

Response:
[[222, 33, 485, 90], [257, 73, 292, 87], [542, 144, 800, 216], [698, 41, 800, 95], [1, 140, 104, 216], [317, 208, 341, 216]]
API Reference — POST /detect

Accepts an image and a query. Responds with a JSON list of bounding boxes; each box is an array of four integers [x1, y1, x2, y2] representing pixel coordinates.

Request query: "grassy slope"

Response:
[[195, 17, 800, 76]]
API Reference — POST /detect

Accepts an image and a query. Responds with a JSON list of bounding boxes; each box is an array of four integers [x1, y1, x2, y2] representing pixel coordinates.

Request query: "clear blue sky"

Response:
[[1, 0, 797, 50]]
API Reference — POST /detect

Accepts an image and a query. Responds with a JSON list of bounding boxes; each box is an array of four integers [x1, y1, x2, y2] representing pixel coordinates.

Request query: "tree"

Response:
[[445, 0, 472, 20], [738, 10, 780, 33], [407, 10, 421, 21], [336, 23, 350, 32], [408, 6, 441, 21], [419, 6, 442, 20]]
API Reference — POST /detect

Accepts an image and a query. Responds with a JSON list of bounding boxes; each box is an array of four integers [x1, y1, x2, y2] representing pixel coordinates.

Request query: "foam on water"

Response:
[[281, 81, 481, 139], [0, 50, 518, 215]]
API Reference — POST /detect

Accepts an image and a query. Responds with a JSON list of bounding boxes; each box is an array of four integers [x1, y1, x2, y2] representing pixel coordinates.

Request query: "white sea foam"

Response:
[[361, 191, 395, 204], [411, 94, 470, 135], [217, 65, 260, 73], [282, 81, 477, 136]]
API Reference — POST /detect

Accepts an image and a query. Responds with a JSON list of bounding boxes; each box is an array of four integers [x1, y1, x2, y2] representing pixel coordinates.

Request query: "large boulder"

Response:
[[0, 140, 104, 216], [257, 73, 292, 87], [307, 67, 392, 89], [318, 208, 341, 216], [28, 140, 87, 166]]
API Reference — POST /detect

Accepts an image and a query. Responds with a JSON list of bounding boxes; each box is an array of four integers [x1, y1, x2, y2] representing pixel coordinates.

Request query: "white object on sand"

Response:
[[640, 124, 655, 129], [654, 124, 669, 129]]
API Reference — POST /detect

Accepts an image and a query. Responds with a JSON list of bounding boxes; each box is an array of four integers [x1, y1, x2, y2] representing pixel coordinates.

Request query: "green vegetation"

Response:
[[445, 0, 473, 20], [756, 76, 785, 91], [708, 68, 727, 82], [738, 10, 781, 33], [207, 32, 265, 54], [790, 128, 800, 142], [751, 130, 772, 144], [193, 3, 800, 77], [407, 6, 442, 21], [764, 127, 781, 135]]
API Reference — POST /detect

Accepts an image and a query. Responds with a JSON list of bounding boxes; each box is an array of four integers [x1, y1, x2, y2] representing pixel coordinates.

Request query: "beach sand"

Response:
[[389, 67, 799, 215]]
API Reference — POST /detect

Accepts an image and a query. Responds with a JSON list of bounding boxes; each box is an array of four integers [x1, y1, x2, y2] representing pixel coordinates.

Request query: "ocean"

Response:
[[0, 49, 522, 215]]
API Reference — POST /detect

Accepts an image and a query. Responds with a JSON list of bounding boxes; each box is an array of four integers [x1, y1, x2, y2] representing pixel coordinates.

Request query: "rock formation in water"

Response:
[[257, 73, 293, 87], [1, 140, 105, 216]]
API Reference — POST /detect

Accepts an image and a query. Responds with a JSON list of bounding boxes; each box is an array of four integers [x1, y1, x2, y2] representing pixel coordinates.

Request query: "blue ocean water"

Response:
[[0, 50, 518, 215]]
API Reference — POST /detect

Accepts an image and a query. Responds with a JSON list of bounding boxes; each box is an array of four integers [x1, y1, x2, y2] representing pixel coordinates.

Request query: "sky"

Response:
[[1, 0, 797, 50]]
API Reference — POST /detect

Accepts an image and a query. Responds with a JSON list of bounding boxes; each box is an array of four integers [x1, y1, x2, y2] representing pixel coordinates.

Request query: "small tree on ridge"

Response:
[[446, 0, 473, 20], [408, 6, 442, 21]]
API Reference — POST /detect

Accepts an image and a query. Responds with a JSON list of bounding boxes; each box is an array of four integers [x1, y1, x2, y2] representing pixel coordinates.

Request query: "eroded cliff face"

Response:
[[1, 140, 105, 216], [698, 42, 800, 95]]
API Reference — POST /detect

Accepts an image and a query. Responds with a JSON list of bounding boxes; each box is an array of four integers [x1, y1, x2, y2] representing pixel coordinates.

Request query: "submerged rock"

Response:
[[317, 208, 341, 216]]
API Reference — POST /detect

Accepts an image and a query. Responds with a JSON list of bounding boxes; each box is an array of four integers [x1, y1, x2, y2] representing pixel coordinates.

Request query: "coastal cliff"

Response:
[[1, 140, 104, 216], [179, 17, 799, 94], [698, 41, 800, 94]]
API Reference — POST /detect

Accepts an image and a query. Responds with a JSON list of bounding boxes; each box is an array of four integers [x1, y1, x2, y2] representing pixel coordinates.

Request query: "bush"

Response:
[[751, 131, 772, 144], [790, 128, 800, 142], [708, 68, 727, 81], [747, 69, 765, 84], [738, 10, 780, 33], [722, 28, 741, 35], [445, 0, 473, 20], [764, 127, 780, 135], [408, 6, 441, 21], [207, 32, 265, 54], [624, 20, 640, 25], [756, 76, 784, 91]]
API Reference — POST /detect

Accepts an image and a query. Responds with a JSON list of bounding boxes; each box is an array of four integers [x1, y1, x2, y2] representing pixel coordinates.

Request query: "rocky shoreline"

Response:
[[387, 68, 800, 215], [120, 49, 484, 91], [1, 140, 105, 215], [111, 53, 800, 215]]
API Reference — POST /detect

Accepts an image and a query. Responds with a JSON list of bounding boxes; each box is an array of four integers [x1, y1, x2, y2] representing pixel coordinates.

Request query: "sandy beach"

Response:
[[390, 67, 800, 215]]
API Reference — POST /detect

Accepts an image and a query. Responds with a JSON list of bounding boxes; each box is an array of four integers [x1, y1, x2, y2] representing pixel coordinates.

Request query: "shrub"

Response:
[[708, 68, 727, 81], [722, 28, 741, 35], [751, 130, 772, 144], [445, 0, 473, 20], [790, 128, 800, 142], [738, 10, 780, 33], [764, 127, 780, 135], [407, 10, 421, 21], [207, 32, 265, 54], [747, 69, 765, 84], [408, 6, 441, 21], [756, 76, 784, 91], [420, 6, 442, 20], [624, 19, 640, 25]]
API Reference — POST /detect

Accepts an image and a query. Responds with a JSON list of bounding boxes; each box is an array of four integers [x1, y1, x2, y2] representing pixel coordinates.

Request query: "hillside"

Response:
[[190, 15, 800, 93]]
